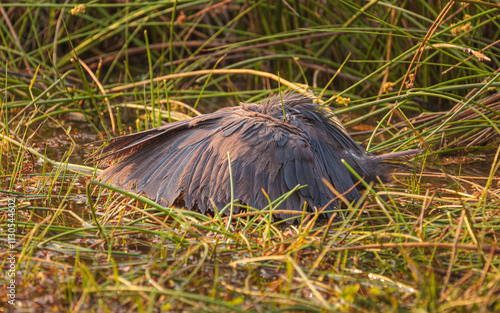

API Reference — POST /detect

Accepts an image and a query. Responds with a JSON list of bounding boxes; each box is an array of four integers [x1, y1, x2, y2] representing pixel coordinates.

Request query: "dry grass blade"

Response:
[[1, 1, 499, 312]]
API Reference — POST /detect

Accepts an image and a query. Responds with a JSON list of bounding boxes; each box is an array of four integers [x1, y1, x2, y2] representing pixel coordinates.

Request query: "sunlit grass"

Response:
[[1, 1, 499, 312]]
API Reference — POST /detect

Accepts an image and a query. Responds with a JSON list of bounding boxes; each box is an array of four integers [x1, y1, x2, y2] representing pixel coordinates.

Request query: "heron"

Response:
[[90, 93, 419, 218]]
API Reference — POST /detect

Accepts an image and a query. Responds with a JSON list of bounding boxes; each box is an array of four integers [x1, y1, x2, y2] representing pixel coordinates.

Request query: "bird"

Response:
[[90, 93, 419, 219]]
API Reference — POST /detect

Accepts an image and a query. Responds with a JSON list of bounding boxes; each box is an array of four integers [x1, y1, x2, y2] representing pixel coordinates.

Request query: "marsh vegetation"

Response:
[[1, 1, 500, 312]]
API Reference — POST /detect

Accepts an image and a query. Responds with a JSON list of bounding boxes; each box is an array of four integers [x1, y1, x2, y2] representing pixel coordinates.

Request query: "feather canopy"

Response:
[[91, 93, 418, 218]]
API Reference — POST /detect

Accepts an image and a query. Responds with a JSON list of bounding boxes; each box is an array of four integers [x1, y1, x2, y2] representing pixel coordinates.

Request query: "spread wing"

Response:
[[92, 107, 363, 218]]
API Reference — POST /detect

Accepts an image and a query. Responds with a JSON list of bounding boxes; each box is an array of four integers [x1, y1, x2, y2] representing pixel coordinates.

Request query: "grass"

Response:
[[1, 1, 500, 312]]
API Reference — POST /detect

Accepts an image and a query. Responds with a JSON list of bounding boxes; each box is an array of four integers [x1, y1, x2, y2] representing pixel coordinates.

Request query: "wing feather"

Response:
[[93, 94, 403, 219]]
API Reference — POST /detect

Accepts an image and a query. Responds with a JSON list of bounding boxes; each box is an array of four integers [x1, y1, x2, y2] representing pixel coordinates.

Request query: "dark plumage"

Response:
[[90, 94, 419, 218]]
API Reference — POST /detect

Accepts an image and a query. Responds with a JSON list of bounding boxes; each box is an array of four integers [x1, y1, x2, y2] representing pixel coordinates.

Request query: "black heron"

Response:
[[91, 93, 419, 218]]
